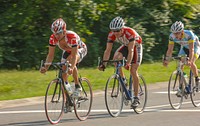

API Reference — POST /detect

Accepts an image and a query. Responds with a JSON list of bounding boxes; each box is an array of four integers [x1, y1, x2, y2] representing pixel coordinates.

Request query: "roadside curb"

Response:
[[0, 91, 105, 109], [0, 82, 167, 109]]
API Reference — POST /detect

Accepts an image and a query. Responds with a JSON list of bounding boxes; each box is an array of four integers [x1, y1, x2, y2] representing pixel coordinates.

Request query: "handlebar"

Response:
[[98, 57, 126, 67], [40, 60, 71, 71], [170, 55, 189, 65]]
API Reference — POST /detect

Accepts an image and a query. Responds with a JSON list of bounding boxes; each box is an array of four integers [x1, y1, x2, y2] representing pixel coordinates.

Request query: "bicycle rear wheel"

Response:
[[134, 74, 147, 114], [105, 74, 123, 117], [44, 79, 65, 124], [190, 69, 200, 107], [168, 70, 183, 110], [74, 77, 93, 121]]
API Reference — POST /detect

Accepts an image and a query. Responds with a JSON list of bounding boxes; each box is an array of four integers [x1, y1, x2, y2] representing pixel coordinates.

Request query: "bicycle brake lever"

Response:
[[40, 60, 47, 75], [98, 57, 101, 67], [40, 60, 44, 69], [122, 57, 126, 66]]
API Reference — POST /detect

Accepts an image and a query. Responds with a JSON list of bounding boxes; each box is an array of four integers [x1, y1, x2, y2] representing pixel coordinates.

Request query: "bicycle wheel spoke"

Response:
[[168, 71, 183, 110], [105, 74, 123, 117], [190, 71, 200, 107], [74, 77, 93, 121], [45, 79, 65, 124], [134, 75, 147, 114]]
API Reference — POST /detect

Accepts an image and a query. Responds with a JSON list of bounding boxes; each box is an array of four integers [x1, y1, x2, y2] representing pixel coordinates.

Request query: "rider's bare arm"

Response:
[[40, 45, 55, 73], [70, 46, 78, 70], [103, 42, 113, 66], [188, 42, 194, 63], [126, 40, 135, 65]]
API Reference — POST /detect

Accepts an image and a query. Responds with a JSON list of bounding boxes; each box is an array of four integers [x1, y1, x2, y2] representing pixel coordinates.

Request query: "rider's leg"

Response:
[[131, 44, 143, 108], [130, 64, 139, 97], [62, 70, 68, 83], [72, 66, 79, 84], [131, 44, 142, 97], [113, 51, 126, 79], [69, 54, 81, 87], [190, 54, 199, 83], [61, 51, 70, 84]]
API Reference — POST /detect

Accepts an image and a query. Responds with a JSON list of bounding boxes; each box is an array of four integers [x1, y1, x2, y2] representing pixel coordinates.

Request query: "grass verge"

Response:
[[0, 60, 198, 101]]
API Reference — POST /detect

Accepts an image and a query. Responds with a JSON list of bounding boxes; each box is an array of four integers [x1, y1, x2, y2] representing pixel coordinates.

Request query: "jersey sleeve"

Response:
[[125, 29, 136, 42], [49, 34, 57, 46], [168, 34, 174, 44], [107, 32, 116, 43], [188, 31, 195, 44], [68, 34, 78, 47]]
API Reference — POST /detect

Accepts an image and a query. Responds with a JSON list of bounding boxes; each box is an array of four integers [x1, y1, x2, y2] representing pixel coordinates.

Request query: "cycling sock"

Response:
[[195, 76, 199, 81], [75, 84, 81, 88]]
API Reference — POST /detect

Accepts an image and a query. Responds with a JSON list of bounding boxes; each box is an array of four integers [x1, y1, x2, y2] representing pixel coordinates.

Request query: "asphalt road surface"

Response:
[[0, 82, 200, 126]]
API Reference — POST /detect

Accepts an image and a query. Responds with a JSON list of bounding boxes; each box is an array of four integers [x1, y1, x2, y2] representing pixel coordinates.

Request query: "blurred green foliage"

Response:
[[0, 0, 200, 69]]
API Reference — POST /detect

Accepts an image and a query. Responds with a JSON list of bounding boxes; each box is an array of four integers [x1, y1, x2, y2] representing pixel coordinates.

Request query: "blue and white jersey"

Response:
[[169, 30, 200, 55]]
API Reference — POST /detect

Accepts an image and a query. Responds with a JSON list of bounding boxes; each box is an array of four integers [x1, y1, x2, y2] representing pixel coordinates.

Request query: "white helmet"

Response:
[[109, 16, 125, 30], [51, 18, 66, 34], [171, 21, 184, 33]]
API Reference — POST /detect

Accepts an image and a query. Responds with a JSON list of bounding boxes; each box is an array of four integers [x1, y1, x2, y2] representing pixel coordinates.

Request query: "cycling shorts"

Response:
[[179, 47, 199, 59], [115, 44, 143, 65], [61, 45, 87, 63]]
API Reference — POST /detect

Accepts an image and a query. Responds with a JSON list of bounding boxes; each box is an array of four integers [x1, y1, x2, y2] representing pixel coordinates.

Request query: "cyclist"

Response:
[[163, 21, 200, 85], [40, 18, 87, 97], [98, 16, 143, 108]]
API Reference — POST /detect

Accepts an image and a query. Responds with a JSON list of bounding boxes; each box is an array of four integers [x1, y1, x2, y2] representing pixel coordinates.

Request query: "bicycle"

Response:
[[40, 60, 93, 124], [168, 55, 200, 110], [98, 57, 147, 117]]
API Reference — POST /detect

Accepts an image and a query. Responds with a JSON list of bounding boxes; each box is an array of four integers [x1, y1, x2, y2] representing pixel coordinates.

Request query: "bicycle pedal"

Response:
[[184, 93, 188, 99], [124, 100, 129, 106]]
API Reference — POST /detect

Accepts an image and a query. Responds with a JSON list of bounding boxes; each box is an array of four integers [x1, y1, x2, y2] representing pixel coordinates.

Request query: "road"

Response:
[[0, 82, 200, 126]]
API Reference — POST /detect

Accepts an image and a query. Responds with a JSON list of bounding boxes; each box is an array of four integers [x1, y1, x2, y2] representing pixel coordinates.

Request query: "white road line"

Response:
[[146, 101, 193, 109], [0, 109, 200, 114], [152, 91, 168, 94], [1, 106, 200, 114], [0, 110, 45, 114]]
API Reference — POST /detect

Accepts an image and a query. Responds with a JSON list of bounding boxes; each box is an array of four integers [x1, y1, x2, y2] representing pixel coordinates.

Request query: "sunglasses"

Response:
[[54, 31, 63, 35], [112, 29, 121, 32], [173, 32, 183, 37]]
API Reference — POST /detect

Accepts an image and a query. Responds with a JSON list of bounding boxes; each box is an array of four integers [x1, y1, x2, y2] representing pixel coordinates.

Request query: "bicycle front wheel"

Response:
[[190, 69, 200, 107], [74, 77, 93, 121], [44, 79, 65, 124], [168, 70, 183, 110], [105, 74, 123, 117], [134, 74, 147, 114]]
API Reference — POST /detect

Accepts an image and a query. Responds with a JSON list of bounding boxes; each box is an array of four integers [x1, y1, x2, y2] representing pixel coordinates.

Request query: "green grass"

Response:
[[0, 60, 199, 101]]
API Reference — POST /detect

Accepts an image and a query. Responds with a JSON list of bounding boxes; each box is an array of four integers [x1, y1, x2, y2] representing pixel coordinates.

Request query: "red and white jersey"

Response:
[[107, 26, 142, 46], [49, 30, 86, 52]]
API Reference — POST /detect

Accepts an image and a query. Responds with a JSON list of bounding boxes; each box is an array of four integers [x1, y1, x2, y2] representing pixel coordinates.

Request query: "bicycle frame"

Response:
[[42, 61, 74, 105], [43, 60, 93, 123], [100, 58, 133, 100], [115, 63, 133, 100], [174, 56, 192, 94], [168, 55, 200, 109]]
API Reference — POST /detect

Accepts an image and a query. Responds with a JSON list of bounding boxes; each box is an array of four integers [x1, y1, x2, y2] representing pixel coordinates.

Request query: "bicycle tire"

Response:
[[134, 74, 147, 114], [105, 74, 123, 117], [74, 77, 93, 121], [44, 79, 65, 124], [190, 69, 200, 107], [168, 70, 183, 110]]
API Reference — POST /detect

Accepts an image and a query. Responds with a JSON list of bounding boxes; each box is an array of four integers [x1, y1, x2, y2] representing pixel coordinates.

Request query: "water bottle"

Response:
[[183, 72, 188, 83], [70, 81, 75, 92], [185, 85, 191, 94], [129, 89, 133, 99], [65, 82, 73, 94], [122, 77, 128, 88]]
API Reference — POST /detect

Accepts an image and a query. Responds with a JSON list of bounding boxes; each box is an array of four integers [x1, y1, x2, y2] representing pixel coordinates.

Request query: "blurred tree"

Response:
[[0, 0, 200, 69]]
